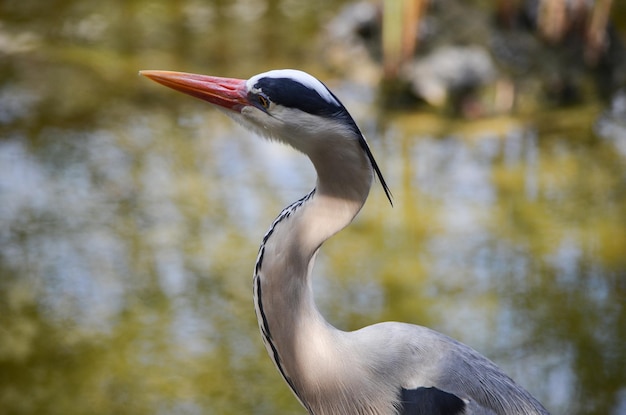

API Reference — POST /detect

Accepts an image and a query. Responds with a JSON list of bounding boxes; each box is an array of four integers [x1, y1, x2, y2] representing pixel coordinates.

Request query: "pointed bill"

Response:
[[140, 70, 249, 112]]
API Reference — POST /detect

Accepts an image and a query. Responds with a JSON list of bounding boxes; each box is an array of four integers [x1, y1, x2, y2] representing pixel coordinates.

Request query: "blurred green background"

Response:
[[1, 1, 625, 414]]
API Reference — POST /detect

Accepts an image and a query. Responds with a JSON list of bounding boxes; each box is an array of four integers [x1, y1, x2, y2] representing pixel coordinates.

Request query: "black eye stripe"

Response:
[[253, 77, 342, 117]]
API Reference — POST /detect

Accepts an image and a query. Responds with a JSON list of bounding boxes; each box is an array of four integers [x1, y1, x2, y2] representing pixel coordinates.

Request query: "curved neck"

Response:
[[253, 143, 373, 411]]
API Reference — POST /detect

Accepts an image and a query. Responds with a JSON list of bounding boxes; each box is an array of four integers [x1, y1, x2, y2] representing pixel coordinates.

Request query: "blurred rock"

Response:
[[322, 0, 626, 115], [403, 45, 497, 108]]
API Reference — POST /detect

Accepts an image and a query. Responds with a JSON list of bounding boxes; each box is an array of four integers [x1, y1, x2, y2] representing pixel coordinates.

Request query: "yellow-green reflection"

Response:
[[1, 1, 625, 415]]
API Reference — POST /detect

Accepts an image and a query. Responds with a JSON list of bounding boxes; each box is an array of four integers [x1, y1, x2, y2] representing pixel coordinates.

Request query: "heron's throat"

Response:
[[254, 183, 370, 331], [253, 152, 374, 408]]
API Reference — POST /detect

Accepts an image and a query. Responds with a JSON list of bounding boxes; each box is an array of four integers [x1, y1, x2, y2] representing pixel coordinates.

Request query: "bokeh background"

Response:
[[1, 1, 625, 414]]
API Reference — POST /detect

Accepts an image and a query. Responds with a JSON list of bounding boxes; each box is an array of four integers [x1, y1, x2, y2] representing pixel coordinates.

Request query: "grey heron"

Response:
[[140, 69, 550, 415]]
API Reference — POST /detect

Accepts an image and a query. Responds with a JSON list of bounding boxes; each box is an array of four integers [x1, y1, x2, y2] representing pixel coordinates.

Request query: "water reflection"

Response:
[[1, 1, 625, 414]]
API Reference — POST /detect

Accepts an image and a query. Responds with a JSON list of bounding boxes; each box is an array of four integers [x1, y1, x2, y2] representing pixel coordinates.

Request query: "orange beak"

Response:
[[140, 70, 249, 112]]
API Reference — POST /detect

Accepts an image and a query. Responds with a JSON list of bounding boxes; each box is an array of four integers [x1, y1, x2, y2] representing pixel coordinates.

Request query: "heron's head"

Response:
[[141, 69, 358, 149], [140, 68, 391, 203]]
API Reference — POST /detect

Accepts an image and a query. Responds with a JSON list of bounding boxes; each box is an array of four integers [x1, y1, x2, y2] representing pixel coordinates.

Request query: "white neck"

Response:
[[253, 140, 374, 413]]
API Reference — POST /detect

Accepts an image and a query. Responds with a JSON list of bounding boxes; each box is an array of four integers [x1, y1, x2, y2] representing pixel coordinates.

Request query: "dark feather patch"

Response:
[[399, 387, 466, 415], [252, 77, 342, 117]]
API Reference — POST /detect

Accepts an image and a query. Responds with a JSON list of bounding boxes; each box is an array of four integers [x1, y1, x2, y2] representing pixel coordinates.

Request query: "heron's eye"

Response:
[[258, 94, 270, 109]]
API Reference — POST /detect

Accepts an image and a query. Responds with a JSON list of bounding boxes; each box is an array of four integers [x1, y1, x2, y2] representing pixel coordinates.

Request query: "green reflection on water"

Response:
[[1, 1, 625, 415]]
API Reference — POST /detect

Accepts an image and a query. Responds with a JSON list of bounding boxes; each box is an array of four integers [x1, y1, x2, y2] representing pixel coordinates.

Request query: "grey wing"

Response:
[[396, 325, 551, 415]]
